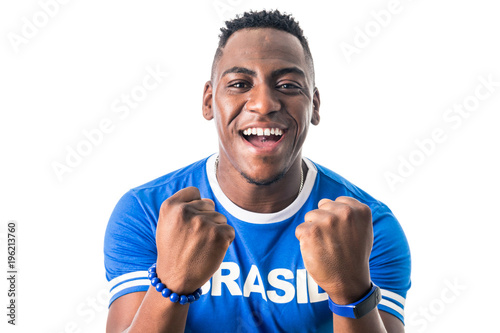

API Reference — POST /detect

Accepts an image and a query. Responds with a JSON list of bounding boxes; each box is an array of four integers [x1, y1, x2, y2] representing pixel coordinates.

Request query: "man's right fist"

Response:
[[155, 187, 235, 295]]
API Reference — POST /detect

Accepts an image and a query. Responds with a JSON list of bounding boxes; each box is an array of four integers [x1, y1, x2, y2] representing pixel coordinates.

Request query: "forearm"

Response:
[[123, 286, 189, 333]]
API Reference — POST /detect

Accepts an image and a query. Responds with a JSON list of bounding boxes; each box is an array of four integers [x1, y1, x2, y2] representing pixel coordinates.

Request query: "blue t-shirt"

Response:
[[104, 155, 411, 332]]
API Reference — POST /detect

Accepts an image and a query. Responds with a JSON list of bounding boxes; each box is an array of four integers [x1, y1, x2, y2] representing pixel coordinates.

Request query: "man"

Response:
[[104, 10, 411, 333]]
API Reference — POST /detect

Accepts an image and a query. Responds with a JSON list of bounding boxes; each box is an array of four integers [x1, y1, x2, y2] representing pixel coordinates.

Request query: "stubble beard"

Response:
[[240, 168, 287, 186]]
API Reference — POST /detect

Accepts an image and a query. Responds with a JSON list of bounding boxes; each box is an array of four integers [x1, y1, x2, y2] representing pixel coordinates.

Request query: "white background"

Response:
[[1, 0, 499, 332]]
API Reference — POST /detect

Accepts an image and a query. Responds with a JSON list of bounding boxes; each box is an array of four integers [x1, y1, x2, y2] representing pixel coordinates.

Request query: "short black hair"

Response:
[[211, 9, 315, 83]]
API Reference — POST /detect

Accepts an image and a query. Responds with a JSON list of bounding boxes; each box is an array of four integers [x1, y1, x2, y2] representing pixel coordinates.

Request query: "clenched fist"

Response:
[[156, 187, 235, 295], [295, 196, 373, 304]]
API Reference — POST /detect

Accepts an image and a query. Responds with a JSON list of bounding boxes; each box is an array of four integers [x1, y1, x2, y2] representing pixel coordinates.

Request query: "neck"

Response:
[[215, 154, 306, 213]]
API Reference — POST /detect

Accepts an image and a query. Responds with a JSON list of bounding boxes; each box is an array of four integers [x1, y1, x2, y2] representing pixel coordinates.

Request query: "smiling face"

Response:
[[203, 28, 320, 186]]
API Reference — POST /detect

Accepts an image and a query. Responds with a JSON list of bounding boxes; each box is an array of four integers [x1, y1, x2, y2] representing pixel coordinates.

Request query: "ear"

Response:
[[202, 81, 213, 120], [311, 87, 320, 125]]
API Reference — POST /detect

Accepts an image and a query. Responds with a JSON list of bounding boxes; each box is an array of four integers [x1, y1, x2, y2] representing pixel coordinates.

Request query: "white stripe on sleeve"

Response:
[[379, 299, 404, 317], [109, 271, 149, 291], [381, 289, 406, 307], [109, 278, 150, 299]]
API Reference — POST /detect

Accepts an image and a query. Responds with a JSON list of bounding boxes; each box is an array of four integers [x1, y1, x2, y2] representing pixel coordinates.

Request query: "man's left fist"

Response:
[[295, 196, 373, 304]]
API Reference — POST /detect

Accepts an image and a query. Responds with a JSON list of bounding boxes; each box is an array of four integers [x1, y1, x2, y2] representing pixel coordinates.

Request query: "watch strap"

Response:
[[328, 283, 382, 319]]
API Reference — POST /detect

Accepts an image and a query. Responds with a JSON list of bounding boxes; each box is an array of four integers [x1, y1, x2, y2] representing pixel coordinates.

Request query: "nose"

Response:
[[245, 84, 281, 115]]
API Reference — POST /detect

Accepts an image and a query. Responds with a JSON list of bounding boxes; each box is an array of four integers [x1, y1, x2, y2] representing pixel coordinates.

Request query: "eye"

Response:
[[276, 82, 302, 93], [278, 83, 299, 89], [229, 82, 250, 89]]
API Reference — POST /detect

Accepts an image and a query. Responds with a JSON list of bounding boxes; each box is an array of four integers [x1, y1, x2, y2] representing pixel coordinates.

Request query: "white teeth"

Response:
[[242, 127, 283, 136]]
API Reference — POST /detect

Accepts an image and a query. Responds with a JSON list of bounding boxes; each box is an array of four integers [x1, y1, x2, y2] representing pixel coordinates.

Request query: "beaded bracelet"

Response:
[[148, 263, 202, 305]]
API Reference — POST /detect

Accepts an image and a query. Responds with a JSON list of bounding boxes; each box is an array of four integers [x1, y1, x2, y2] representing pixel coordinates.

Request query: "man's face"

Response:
[[203, 28, 320, 185]]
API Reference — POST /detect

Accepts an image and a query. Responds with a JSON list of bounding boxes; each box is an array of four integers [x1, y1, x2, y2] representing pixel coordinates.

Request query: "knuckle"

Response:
[[360, 204, 372, 217], [308, 223, 323, 238], [191, 214, 205, 226], [214, 224, 235, 244], [160, 198, 172, 213], [295, 223, 304, 236], [325, 215, 337, 228], [215, 212, 227, 224], [226, 226, 236, 241], [304, 210, 315, 222], [184, 186, 200, 196], [177, 202, 190, 217], [207, 224, 219, 237], [336, 204, 353, 220]]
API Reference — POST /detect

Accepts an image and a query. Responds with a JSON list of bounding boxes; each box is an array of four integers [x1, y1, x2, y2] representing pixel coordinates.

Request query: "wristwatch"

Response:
[[328, 283, 382, 319]]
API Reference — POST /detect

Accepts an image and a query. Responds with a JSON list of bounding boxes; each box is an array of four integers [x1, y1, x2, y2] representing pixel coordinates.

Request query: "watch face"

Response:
[[353, 286, 382, 319]]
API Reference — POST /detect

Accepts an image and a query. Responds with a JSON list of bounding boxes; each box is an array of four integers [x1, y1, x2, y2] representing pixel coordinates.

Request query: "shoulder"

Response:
[[133, 156, 210, 194], [311, 160, 386, 213], [130, 156, 212, 207], [107, 156, 210, 226], [310, 159, 406, 237]]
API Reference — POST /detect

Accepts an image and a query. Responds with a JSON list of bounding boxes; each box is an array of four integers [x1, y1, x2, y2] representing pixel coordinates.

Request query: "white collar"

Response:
[[206, 154, 317, 224]]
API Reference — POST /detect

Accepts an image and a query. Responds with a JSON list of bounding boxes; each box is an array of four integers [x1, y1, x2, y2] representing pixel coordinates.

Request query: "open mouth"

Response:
[[241, 127, 285, 148]]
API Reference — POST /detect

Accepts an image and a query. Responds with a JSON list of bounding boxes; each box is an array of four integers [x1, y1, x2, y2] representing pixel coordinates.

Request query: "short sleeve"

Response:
[[369, 203, 411, 324], [104, 190, 157, 307]]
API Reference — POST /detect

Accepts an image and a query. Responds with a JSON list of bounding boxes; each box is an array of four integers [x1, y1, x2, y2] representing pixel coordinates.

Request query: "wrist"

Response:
[[155, 260, 197, 295], [148, 263, 202, 305], [327, 275, 372, 305]]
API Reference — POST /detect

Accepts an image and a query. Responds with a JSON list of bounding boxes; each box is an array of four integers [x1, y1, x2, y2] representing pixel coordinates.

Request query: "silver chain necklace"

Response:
[[215, 156, 304, 193]]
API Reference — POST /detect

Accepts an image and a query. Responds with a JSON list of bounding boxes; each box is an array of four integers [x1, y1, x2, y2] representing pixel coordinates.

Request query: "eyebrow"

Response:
[[221, 66, 306, 79], [271, 67, 306, 79], [221, 67, 257, 78]]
